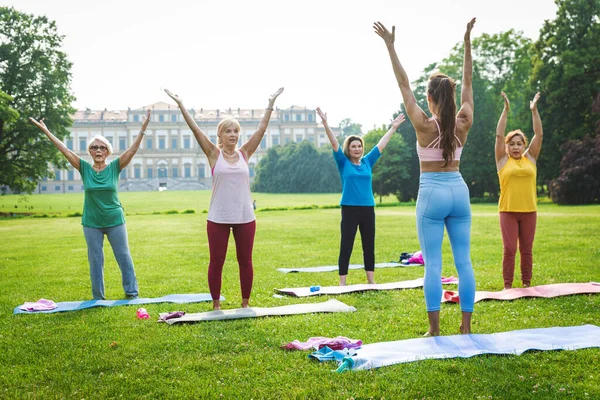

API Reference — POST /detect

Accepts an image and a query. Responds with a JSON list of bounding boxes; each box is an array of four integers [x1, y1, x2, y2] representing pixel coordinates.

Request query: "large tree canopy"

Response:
[[0, 7, 75, 193]]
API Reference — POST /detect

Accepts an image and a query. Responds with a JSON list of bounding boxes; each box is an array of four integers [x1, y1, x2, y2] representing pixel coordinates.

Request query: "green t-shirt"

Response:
[[80, 158, 125, 228]]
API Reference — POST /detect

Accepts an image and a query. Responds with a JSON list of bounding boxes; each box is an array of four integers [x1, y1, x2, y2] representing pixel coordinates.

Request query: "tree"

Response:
[[529, 0, 600, 182], [362, 124, 411, 203], [338, 118, 362, 138], [0, 7, 76, 193]]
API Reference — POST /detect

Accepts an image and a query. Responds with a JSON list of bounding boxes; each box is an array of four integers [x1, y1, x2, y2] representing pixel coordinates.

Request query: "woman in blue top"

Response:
[[30, 110, 150, 300], [317, 107, 405, 286]]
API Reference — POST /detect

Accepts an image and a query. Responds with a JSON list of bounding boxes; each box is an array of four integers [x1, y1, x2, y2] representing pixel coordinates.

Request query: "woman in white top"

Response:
[[165, 87, 284, 310]]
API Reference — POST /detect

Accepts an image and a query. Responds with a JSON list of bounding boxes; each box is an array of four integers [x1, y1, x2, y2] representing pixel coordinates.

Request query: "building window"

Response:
[[147, 168, 153, 179], [159, 137, 166, 149], [285, 137, 290, 144], [284, 114, 289, 121], [296, 114, 301, 121], [209, 136, 216, 145], [260, 138, 266, 149], [134, 166, 141, 179], [184, 165, 191, 178], [68, 185, 73, 191], [172, 167, 178, 178], [295, 135, 302, 143], [79, 138, 87, 151], [159, 114, 165, 122], [183, 137, 191, 149], [158, 167, 167, 178], [197, 165, 205, 178], [171, 138, 177, 149], [272, 137, 279, 146], [119, 138, 126, 151], [120, 169, 126, 179], [249, 164, 255, 177], [54, 185, 60, 191], [55, 170, 62, 181], [42, 186, 47, 191], [308, 114, 313, 122], [146, 138, 152, 149], [106, 137, 113, 147], [133, 115, 139, 123], [171, 114, 177, 122], [68, 169, 74, 180], [66, 138, 73, 150]]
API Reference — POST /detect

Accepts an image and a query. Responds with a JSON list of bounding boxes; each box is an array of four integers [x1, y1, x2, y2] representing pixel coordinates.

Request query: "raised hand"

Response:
[[164, 89, 182, 104], [268, 87, 284, 106], [530, 92, 541, 111], [141, 109, 151, 131], [373, 21, 395, 46], [316, 107, 328, 125], [390, 113, 405, 130], [29, 117, 48, 132], [464, 17, 476, 40], [501, 92, 510, 111]]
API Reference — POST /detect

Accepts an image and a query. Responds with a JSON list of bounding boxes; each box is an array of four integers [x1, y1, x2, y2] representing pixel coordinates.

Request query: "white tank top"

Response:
[[207, 150, 255, 224]]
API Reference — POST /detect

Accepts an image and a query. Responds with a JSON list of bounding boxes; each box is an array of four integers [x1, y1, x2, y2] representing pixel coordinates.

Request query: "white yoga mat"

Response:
[[160, 299, 356, 324], [276, 277, 458, 297], [334, 324, 600, 371], [278, 262, 422, 273]]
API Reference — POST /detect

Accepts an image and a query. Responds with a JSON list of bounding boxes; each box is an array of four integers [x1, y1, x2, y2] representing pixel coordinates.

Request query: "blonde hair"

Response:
[[505, 130, 528, 147], [216, 118, 242, 149], [88, 135, 113, 156], [342, 135, 364, 159]]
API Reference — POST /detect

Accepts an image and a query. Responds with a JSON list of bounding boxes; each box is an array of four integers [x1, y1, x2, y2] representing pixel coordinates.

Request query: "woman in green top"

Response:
[[30, 110, 150, 300]]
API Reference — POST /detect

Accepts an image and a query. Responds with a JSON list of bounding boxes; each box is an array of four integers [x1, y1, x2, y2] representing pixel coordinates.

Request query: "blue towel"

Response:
[[14, 293, 222, 314]]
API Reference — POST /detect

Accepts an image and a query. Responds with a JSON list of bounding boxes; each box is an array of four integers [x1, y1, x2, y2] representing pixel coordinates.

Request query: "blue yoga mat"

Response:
[[14, 294, 221, 314], [320, 325, 600, 371]]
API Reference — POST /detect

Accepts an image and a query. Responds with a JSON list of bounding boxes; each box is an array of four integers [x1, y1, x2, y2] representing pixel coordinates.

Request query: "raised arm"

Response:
[[119, 109, 150, 169], [241, 87, 284, 159], [374, 22, 429, 130], [377, 113, 405, 152], [316, 107, 339, 152], [495, 92, 509, 167], [164, 89, 218, 165], [525, 92, 543, 161], [457, 18, 476, 129], [29, 117, 80, 171]]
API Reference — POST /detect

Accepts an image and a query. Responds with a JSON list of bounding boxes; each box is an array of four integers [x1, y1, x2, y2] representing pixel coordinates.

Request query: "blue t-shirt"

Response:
[[333, 146, 381, 206]]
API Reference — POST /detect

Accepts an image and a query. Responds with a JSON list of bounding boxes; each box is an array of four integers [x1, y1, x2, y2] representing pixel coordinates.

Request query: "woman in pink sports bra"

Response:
[[165, 87, 284, 310], [375, 18, 477, 336]]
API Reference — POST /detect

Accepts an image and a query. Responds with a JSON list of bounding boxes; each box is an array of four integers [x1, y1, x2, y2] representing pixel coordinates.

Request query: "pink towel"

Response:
[[282, 336, 363, 351], [19, 299, 58, 312], [408, 251, 424, 265]]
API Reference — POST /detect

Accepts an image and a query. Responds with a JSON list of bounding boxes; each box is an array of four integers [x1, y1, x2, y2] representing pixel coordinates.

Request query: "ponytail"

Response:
[[428, 75, 457, 167]]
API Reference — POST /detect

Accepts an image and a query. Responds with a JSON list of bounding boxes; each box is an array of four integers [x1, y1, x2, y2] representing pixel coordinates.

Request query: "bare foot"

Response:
[[241, 299, 250, 308], [460, 325, 471, 334], [212, 300, 221, 311], [423, 331, 440, 337]]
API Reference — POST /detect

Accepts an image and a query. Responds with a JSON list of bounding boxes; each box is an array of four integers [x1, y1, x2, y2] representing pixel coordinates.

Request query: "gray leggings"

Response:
[[83, 223, 139, 300]]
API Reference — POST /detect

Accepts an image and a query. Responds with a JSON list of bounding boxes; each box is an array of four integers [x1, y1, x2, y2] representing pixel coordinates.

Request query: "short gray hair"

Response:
[[88, 135, 114, 156]]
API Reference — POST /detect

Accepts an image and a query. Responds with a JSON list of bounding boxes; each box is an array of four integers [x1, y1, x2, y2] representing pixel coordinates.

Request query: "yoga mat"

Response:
[[160, 299, 356, 324], [442, 282, 600, 304], [14, 294, 220, 314], [276, 277, 458, 298], [278, 262, 422, 273], [332, 324, 600, 371]]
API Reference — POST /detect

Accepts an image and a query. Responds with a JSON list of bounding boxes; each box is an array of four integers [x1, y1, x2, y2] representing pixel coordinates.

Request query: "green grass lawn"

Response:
[[0, 192, 599, 399]]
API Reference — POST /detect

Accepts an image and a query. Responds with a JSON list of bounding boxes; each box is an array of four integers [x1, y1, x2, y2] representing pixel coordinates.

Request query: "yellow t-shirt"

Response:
[[498, 156, 537, 212]]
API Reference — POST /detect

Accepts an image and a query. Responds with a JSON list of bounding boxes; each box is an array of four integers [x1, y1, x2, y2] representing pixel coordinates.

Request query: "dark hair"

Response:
[[428, 74, 457, 166]]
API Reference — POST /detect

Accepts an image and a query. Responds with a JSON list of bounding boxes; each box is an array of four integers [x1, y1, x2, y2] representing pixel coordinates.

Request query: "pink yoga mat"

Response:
[[442, 282, 600, 304]]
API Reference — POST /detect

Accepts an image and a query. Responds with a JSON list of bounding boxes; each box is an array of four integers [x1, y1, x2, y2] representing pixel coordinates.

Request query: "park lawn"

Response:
[[0, 198, 599, 399]]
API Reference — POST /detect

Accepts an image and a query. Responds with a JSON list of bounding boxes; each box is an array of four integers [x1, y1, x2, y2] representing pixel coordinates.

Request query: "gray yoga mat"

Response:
[[278, 262, 422, 273], [159, 299, 356, 324]]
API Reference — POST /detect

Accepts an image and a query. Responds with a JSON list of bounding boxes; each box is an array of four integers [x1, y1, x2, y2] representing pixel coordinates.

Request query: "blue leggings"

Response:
[[416, 172, 475, 312]]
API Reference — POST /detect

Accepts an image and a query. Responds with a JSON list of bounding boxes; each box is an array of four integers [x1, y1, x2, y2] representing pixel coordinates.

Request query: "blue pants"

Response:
[[416, 172, 475, 312], [83, 223, 139, 300]]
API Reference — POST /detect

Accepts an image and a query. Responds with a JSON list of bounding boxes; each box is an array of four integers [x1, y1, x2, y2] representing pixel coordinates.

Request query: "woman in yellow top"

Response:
[[495, 92, 543, 289]]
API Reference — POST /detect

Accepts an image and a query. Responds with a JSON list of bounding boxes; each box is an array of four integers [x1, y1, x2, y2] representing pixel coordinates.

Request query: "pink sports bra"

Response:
[[416, 118, 463, 162]]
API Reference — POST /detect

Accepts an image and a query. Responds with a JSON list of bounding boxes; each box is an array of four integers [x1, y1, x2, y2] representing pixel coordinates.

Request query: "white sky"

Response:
[[4, 0, 557, 130]]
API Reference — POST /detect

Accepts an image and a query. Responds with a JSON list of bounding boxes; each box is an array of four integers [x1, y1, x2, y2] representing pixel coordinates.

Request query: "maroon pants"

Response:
[[499, 212, 537, 287], [207, 220, 256, 300]]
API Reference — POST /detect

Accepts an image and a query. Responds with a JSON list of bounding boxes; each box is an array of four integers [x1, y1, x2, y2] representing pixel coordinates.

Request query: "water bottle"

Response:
[[136, 307, 150, 319], [310, 285, 321, 292]]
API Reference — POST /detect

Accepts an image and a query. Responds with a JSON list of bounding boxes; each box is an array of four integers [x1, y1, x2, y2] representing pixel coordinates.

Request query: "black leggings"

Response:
[[338, 206, 375, 275]]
